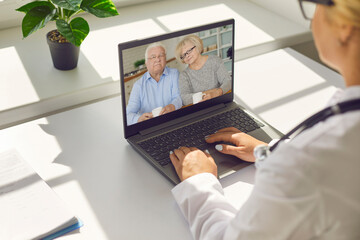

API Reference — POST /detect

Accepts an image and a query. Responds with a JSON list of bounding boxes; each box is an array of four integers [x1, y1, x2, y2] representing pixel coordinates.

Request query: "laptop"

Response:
[[118, 19, 283, 184]]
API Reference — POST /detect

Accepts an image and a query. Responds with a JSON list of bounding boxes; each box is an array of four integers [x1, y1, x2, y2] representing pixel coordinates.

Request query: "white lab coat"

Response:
[[172, 86, 360, 240]]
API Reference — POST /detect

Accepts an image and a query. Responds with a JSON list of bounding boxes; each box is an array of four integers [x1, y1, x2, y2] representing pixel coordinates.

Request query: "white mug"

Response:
[[152, 107, 163, 117], [192, 92, 205, 104]]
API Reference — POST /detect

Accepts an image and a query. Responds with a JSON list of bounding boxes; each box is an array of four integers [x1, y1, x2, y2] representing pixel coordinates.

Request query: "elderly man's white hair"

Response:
[[145, 42, 167, 62]]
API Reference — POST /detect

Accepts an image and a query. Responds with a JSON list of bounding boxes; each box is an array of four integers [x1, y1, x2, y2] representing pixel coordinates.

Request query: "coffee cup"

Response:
[[152, 107, 163, 117], [192, 92, 205, 104]]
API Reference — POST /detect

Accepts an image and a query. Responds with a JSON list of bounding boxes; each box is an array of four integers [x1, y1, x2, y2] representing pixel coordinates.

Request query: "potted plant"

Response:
[[16, 0, 119, 70], [134, 59, 146, 70]]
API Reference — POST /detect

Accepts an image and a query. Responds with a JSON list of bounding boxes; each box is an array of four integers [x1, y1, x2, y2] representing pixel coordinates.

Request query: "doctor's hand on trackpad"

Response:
[[205, 127, 267, 162]]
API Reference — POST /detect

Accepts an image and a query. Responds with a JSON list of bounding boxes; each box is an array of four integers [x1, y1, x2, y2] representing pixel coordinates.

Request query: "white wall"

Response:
[[0, 0, 165, 30], [0, 0, 310, 31], [249, 0, 310, 28]]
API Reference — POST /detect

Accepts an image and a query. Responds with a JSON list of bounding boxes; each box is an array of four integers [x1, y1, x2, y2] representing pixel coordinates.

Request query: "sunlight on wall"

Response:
[[0, 47, 39, 111], [260, 86, 338, 134], [235, 50, 329, 109], [81, 19, 166, 81], [157, 4, 274, 50], [233, 49, 339, 133]]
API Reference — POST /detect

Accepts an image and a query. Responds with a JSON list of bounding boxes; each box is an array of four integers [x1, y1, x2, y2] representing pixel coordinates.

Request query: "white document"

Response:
[[0, 150, 79, 240]]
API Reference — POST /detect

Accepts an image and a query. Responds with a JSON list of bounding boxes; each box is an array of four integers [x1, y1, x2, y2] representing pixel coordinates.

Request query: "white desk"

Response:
[[0, 0, 312, 130], [0, 48, 343, 239]]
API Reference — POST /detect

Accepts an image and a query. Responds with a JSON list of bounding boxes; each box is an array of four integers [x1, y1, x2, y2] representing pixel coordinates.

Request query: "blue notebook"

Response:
[[42, 219, 84, 240]]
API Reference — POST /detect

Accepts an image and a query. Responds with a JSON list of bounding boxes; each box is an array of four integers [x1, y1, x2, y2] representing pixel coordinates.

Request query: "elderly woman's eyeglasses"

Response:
[[180, 46, 196, 60], [298, 0, 334, 20]]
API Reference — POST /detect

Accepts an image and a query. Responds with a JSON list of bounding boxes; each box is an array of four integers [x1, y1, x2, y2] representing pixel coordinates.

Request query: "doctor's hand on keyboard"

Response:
[[169, 146, 217, 182]]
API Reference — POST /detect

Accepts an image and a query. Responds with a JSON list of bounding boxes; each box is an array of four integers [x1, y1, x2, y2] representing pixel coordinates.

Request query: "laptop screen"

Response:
[[119, 19, 235, 138]]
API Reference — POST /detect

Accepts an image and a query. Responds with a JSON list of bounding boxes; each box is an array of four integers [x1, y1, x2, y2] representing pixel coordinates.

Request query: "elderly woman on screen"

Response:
[[175, 34, 231, 106]]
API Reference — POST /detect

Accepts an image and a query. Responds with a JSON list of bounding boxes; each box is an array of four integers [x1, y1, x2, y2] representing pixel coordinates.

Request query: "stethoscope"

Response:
[[254, 98, 360, 167]]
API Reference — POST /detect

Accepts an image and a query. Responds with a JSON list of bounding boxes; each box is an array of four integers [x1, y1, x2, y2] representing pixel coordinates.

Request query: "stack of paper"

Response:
[[0, 150, 82, 240]]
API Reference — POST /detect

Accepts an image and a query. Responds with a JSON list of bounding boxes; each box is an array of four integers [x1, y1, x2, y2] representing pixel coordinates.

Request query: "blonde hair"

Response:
[[327, 0, 360, 27], [175, 34, 203, 63]]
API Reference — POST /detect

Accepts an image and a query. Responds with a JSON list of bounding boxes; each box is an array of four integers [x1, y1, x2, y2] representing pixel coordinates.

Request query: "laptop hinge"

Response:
[[139, 103, 226, 136]]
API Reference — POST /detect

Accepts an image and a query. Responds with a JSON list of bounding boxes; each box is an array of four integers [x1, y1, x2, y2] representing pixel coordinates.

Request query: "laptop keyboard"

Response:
[[138, 108, 264, 167]]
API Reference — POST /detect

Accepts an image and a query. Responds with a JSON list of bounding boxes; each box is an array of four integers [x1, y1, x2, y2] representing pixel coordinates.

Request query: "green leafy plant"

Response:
[[134, 59, 145, 68], [16, 0, 119, 46]]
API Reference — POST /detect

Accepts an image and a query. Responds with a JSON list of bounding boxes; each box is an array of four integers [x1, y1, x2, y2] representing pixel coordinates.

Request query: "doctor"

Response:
[[169, 0, 360, 239]]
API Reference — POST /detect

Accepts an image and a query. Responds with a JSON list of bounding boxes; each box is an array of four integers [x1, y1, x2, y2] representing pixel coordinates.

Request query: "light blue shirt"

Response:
[[126, 67, 182, 125]]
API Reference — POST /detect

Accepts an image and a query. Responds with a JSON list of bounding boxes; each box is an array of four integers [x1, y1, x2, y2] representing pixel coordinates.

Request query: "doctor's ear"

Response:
[[338, 24, 356, 45]]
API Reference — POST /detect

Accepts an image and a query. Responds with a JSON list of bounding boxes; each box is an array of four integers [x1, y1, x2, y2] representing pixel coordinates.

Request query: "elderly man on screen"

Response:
[[126, 42, 182, 125]]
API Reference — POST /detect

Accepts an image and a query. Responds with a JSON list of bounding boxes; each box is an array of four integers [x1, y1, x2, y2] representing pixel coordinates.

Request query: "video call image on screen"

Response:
[[123, 24, 233, 126]]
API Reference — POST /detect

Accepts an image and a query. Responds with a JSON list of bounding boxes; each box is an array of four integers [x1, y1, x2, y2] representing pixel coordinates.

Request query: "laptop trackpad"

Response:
[[207, 144, 251, 179]]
